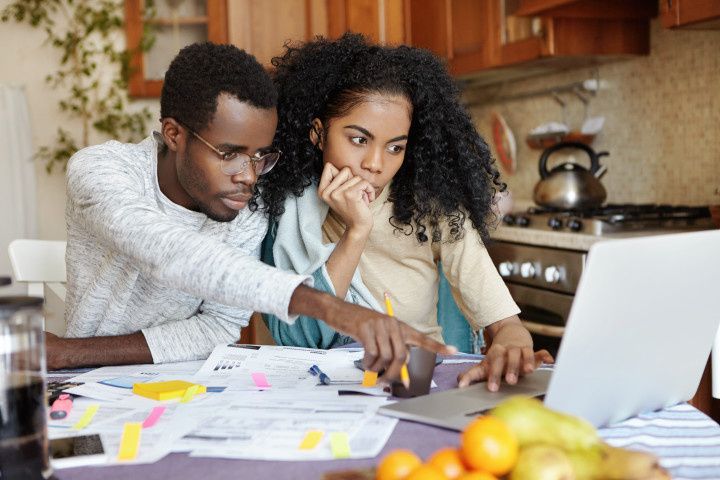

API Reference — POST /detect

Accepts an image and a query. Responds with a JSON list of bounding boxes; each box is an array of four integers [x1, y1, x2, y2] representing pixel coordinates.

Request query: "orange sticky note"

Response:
[[299, 430, 324, 450], [362, 370, 378, 387]]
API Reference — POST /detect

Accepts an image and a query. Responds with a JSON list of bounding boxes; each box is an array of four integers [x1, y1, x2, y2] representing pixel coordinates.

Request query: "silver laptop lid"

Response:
[[544, 230, 720, 426]]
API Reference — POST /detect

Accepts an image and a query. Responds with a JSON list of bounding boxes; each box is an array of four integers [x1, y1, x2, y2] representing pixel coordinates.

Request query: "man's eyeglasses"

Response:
[[183, 124, 281, 176]]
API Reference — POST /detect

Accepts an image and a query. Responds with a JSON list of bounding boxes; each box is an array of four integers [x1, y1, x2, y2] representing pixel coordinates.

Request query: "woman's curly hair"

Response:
[[253, 33, 505, 243]]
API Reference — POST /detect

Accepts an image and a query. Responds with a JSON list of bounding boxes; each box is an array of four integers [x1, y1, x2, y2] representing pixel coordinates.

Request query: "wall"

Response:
[[467, 20, 720, 207], [2, 8, 719, 241], [0, 0, 159, 241]]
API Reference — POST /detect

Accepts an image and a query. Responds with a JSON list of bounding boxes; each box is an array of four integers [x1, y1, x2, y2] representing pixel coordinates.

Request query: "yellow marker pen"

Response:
[[384, 292, 410, 389]]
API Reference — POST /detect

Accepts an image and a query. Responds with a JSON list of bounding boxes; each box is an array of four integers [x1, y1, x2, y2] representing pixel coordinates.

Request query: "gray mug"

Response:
[[391, 346, 437, 398]]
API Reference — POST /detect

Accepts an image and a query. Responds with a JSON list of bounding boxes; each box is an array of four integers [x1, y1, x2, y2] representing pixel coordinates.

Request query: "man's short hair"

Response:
[[160, 42, 277, 132]]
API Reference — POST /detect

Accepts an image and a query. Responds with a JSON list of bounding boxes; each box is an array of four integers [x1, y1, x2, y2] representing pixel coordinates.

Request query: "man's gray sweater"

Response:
[[64, 134, 308, 363]]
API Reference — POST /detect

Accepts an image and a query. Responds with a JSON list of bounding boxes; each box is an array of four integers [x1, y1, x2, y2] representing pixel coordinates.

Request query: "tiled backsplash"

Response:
[[467, 21, 720, 207]]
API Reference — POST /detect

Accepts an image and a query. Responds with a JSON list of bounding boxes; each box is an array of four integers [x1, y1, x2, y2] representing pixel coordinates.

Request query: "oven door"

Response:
[[507, 283, 574, 356]]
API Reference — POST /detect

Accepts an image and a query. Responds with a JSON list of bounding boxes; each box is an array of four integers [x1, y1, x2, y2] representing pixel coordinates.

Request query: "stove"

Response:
[[487, 204, 716, 356], [501, 204, 713, 235]]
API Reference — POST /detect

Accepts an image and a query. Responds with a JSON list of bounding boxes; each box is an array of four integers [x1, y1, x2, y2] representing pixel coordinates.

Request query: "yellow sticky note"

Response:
[[299, 430, 324, 450], [362, 370, 378, 387], [132, 381, 206, 401], [117, 422, 142, 461], [180, 384, 200, 403], [400, 364, 410, 386], [330, 432, 351, 459], [72, 404, 99, 430]]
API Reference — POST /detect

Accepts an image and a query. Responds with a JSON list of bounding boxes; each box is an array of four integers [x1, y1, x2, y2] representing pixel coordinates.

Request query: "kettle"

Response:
[[533, 142, 609, 210]]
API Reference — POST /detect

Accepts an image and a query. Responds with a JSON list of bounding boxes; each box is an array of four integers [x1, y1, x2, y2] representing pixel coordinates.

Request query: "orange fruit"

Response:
[[460, 416, 518, 476], [456, 472, 498, 480], [376, 449, 423, 480], [405, 464, 448, 480], [426, 447, 467, 479]]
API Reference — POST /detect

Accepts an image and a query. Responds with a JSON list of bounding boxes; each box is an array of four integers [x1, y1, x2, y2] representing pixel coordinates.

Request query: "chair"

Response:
[[7, 239, 67, 335]]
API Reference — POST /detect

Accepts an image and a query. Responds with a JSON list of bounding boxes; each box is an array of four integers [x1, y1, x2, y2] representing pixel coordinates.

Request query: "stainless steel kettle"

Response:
[[532, 142, 609, 210]]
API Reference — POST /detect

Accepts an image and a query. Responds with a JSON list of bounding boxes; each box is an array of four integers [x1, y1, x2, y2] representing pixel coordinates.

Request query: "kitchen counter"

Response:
[[489, 225, 709, 251]]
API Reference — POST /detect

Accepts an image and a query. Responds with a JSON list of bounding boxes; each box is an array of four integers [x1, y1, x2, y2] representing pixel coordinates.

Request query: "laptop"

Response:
[[379, 230, 720, 429]]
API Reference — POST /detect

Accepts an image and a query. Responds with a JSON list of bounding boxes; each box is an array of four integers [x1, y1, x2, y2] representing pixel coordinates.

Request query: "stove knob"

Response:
[[502, 214, 516, 226], [567, 218, 583, 232], [498, 261, 515, 277], [548, 217, 563, 230], [520, 262, 536, 278], [516, 216, 531, 227], [544, 265, 562, 284]]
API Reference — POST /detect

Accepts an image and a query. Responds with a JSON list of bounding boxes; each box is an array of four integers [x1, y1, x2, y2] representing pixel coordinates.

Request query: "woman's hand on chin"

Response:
[[318, 163, 374, 234]]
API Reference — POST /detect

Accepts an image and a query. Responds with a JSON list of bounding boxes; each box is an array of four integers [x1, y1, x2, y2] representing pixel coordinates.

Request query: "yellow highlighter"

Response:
[[384, 292, 410, 389]]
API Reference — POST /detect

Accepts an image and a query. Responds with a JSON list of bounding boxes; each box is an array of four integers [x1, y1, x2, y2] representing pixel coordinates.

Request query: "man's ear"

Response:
[[161, 118, 184, 153], [309, 118, 324, 151]]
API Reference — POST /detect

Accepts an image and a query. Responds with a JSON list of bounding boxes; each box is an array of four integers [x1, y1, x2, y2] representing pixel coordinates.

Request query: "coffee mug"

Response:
[[391, 346, 438, 398]]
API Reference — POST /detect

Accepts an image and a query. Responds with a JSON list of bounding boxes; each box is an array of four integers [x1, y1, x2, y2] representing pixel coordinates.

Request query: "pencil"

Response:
[[383, 292, 394, 317], [384, 292, 410, 389]]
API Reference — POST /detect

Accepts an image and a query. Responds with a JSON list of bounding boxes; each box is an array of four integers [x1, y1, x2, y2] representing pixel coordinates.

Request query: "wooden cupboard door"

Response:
[[661, 0, 720, 29], [228, 0, 328, 67], [409, 0, 495, 74], [449, 0, 495, 73], [327, 0, 410, 45]]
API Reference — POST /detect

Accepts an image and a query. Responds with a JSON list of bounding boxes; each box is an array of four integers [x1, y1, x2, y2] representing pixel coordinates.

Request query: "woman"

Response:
[[256, 34, 550, 390]]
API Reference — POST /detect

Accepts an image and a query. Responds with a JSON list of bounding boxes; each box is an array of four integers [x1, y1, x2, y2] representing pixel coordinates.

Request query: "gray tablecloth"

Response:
[[54, 359, 720, 480]]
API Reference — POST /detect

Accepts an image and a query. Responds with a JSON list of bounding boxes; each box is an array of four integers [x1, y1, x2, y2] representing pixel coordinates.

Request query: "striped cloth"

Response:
[[447, 360, 720, 479], [599, 403, 720, 480]]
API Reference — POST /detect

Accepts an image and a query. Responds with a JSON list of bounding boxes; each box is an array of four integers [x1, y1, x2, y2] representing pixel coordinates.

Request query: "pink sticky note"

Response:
[[142, 406, 166, 429], [251, 372, 271, 388]]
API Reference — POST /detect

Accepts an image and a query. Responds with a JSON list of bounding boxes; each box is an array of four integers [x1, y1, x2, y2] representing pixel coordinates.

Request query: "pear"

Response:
[[566, 443, 670, 480], [510, 445, 575, 480], [599, 443, 669, 480], [491, 396, 600, 452], [565, 447, 603, 480]]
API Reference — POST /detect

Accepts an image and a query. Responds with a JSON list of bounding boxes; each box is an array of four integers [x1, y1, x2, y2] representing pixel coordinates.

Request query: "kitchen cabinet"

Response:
[[124, 0, 229, 98], [408, 0, 656, 80], [228, 0, 329, 67], [327, 0, 410, 45], [660, 0, 720, 29], [512, 0, 657, 19]]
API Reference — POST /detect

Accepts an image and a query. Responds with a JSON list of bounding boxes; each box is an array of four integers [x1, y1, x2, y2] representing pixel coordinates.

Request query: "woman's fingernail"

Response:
[[507, 373, 517, 383], [489, 382, 498, 392]]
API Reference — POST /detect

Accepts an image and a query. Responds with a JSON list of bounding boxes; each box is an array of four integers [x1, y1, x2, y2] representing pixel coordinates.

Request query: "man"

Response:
[[47, 42, 453, 380]]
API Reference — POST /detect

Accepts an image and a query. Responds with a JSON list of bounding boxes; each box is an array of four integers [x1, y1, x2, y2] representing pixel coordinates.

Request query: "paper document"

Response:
[[51, 345, 399, 464]]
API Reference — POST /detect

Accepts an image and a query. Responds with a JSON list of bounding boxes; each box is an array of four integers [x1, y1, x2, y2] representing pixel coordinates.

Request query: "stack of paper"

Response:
[[49, 345, 398, 466]]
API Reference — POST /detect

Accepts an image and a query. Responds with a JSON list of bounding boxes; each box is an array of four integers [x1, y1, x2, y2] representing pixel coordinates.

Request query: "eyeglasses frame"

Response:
[[180, 122, 281, 176]]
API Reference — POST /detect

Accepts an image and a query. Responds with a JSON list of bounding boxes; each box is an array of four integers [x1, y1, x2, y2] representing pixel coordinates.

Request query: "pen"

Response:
[[309, 364, 332, 385], [384, 292, 410, 389]]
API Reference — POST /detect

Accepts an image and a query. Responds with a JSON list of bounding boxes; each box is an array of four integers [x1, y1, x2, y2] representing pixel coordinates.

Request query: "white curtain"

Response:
[[0, 84, 38, 293]]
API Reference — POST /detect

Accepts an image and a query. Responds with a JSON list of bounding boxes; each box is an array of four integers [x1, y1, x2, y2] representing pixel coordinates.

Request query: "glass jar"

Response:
[[0, 296, 51, 479]]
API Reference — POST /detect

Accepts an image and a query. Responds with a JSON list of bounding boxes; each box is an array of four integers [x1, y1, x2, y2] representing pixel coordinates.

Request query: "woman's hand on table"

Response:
[[456, 315, 554, 390], [457, 348, 554, 390]]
